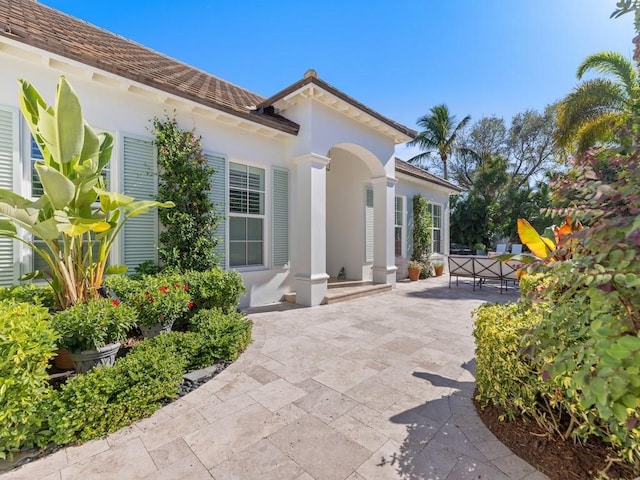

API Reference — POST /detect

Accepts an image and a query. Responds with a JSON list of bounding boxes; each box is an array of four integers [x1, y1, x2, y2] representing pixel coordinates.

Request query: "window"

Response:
[[429, 203, 442, 254], [229, 163, 265, 267], [394, 196, 404, 257]]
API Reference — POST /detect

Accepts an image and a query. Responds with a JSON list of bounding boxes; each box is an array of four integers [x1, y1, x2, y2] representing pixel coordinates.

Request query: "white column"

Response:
[[371, 176, 397, 286], [293, 153, 330, 306]]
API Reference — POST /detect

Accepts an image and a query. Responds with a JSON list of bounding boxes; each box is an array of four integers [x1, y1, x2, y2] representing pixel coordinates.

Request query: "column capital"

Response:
[[370, 175, 398, 187], [292, 152, 330, 168]]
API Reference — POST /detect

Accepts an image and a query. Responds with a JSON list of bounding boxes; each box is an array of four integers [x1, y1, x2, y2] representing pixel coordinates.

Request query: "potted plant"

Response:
[[52, 298, 137, 373], [433, 261, 445, 276], [130, 277, 193, 338], [474, 243, 487, 256], [407, 260, 422, 281]]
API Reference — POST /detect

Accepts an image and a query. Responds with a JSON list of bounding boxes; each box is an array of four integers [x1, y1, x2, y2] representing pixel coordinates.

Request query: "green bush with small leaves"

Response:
[[52, 299, 137, 352], [182, 268, 245, 313], [190, 308, 253, 364], [0, 301, 57, 459], [49, 340, 185, 444], [134, 331, 204, 371], [0, 284, 57, 311]]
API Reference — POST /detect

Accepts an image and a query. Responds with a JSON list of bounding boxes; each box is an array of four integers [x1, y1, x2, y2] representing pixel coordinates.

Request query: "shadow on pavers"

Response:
[[382, 360, 507, 480]]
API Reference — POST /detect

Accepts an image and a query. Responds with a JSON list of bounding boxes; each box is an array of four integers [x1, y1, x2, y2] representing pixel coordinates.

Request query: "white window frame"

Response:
[[429, 202, 443, 254], [228, 161, 269, 271], [394, 195, 406, 258]]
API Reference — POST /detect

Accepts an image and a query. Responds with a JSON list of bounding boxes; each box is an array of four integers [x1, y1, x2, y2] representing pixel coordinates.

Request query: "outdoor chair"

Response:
[[511, 244, 523, 254], [496, 243, 507, 254]]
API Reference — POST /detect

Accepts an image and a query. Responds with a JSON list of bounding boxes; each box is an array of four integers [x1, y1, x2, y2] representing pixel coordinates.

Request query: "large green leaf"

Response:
[[79, 123, 100, 167], [55, 77, 84, 165], [97, 132, 114, 171], [124, 200, 174, 218], [0, 219, 17, 235], [31, 218, 62, 241], [35, 164, 75, 210], [17, 79, 49, 144], [96, 189, 134, 211]]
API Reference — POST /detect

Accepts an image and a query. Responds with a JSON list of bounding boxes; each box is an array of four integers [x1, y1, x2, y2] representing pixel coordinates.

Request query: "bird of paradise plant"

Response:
[[0, 77, 174, 309]]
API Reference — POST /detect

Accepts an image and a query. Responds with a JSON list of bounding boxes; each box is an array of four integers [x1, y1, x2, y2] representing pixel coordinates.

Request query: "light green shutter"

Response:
[[122, 136, 157, 272], [365, 187, 374, 263], [406, 195, 414, 260], [272, 167, 289, 268], [205, 153, 227, 268], [0, 108, 18, 286]]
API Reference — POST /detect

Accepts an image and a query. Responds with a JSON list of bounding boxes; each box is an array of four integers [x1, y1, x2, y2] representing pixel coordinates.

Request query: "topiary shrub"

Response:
[[134, 331, 204, 371], [190, 309, 252, 364], [49, 340, 185, 444], [0, 301, 57, 459]]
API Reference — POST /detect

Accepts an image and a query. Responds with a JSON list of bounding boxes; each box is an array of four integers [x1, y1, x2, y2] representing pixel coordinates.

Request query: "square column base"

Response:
[[295, 273, 330, 306], [372, 266, 397, 286]]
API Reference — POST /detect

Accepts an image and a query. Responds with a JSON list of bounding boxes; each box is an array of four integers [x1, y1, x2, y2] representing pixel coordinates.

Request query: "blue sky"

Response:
[[40, 1, 634, 159]]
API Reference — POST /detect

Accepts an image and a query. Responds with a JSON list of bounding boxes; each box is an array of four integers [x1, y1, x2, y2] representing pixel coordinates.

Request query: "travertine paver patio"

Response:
[[1, 275, 548, 480]]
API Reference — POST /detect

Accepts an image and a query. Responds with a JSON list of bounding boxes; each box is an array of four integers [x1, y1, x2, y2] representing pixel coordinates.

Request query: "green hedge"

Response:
[[49, 340, 185, 444], [473, 302, 545, 419], [0, 284, 57, 311], [190, 308, 253, 364], [0, 301, 57, 459]]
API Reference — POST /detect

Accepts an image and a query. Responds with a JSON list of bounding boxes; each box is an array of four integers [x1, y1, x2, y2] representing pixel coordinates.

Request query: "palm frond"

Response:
[[577, 51, 637, 94], [575, 112, 625, 153], [407, 151, 432, 169]]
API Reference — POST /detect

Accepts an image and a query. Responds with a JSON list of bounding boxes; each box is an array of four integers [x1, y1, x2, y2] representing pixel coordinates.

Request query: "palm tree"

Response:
[[407, 104, 474, 180], [555, 52, 637, 153]]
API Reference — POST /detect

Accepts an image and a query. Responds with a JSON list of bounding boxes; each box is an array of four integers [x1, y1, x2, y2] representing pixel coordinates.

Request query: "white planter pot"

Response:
[[69, 342, 121, 373]]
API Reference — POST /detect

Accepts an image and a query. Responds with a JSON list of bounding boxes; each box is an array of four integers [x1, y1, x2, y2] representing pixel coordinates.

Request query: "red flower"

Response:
[[183, 284, 189, 291], [174, 282, 180, 288], [112, 299, 120, 306], [188, 301, 195, 310], [158, 285, 169, 294]]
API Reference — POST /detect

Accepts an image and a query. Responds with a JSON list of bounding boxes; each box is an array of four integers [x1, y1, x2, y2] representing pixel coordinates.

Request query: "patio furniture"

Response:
[[448, 255, 519, 293], [496, 243, 507, 253], [511, 244, 523, 254]]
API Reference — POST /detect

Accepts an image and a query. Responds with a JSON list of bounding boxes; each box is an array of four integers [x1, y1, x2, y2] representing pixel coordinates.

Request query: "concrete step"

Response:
[[283, 283, 392, 305], [327, 279, 373, 289]]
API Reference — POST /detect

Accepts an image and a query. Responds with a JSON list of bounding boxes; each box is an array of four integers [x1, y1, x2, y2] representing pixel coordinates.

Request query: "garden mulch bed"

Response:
[[473, 396, 637, 480]]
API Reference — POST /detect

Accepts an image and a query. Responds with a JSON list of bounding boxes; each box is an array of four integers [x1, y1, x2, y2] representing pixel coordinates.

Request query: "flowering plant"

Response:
[[52, 298, 137, 352], [131, 278, 193, 329]]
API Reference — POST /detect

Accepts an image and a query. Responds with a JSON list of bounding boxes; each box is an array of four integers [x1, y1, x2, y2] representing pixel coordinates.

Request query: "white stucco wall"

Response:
[[0, 42, 296, 308], [395, 175, 454, 278]]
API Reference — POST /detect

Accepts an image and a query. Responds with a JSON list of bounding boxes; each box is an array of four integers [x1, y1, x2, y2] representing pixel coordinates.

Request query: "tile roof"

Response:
[[258, 73, 417, 139], [0, 0, 299, 134], [395, 158, 464, 192]]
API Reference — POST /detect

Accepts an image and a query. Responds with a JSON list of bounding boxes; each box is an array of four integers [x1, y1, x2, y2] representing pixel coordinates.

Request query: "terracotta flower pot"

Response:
[[434, 266, 444, 277], [54, 347, 75, 370], [408, 267, 420, 281]]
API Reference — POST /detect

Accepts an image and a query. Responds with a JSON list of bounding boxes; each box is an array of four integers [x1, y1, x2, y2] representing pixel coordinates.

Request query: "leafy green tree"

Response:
[[555, 52, 637, 153], [152, 115, 220, 271], [407, 104, 476, 180]]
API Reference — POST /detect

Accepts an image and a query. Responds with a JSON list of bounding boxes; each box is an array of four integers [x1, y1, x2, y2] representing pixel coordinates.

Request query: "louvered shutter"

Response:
[[406, 195, 414, 260], [0, 109, 18, 286], [364, 187, 374, 263], [272, 167, 289, 268], [205, 153, 227, 268], [122, 136, 157, 272]]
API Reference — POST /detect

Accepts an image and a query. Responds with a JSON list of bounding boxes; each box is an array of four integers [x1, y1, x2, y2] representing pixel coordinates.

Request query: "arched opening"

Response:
[[325, 143, 384, 281]]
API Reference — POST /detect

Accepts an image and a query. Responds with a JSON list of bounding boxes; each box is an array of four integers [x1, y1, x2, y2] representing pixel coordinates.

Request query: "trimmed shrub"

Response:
[[49, 340, 185, 444], [190, 309, 253, 364], [0, 284, 56, 311], [473, 302, 545, 419], [182, 268, 245, 313], [134, 331, 205, 371], [0, 301, 57, 459]]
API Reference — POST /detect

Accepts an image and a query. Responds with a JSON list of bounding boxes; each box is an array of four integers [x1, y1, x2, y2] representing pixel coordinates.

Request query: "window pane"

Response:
[[395, 226, 402, 256], [247, 191, 264, 215], [229, 217, 246, 241], [229, 242, 247, 267], [248, 167, 264, 191], [433, 229, 442, 254], [247, 218, 263, 241], [229, 189, 247, 213], [247, 242, 263, 265], [229, 163, 247, 188]]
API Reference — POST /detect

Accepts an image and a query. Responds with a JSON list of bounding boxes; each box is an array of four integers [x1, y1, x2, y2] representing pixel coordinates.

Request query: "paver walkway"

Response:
[[2, 276, 548, 480]]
